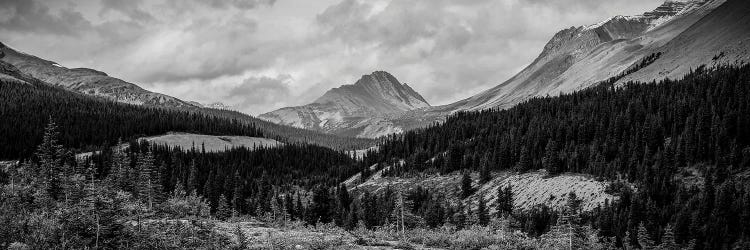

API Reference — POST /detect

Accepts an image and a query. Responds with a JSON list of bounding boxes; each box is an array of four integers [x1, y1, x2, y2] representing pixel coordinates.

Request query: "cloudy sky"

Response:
[[0, 0, 662, 115]]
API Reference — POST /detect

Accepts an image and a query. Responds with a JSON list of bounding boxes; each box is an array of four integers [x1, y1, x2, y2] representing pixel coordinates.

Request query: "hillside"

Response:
[[349, 168, 617, 213], [0, 42, 195, 108], [0, 77, 264, 159]]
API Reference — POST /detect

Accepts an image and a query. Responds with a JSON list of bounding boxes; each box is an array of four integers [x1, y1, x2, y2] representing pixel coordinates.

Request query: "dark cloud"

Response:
[[0, 0, 92, 36]]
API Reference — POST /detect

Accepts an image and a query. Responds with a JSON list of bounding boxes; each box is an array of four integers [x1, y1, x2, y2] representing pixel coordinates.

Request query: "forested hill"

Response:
[[363, 64, 750, 249], [0, 80, 264, 160]]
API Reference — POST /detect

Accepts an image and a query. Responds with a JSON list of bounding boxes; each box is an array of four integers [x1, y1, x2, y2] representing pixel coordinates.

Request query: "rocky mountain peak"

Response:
[[314, 71, 429, 110], [259, 71, 430, 138]]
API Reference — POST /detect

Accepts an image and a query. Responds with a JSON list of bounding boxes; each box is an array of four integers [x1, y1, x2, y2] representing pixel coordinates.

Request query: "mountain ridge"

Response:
[[0, 43, 196, 108]]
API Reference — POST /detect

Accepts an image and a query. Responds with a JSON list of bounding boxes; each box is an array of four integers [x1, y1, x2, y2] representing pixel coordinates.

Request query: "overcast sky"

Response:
[[0, 0, 663, 115]]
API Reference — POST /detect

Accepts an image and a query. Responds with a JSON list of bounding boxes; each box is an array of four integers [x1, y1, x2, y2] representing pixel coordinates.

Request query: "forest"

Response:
[[361, 64, 750, 249], [0, 80, 263, 159], [0, 79, 372, 161], [1, 64, 750, 249]]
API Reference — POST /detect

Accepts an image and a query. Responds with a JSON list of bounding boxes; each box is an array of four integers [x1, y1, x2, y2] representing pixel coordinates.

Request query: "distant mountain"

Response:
[[0, 42, 195, 108], [188, 101, 236, 110], [259, 71, 430, 138]]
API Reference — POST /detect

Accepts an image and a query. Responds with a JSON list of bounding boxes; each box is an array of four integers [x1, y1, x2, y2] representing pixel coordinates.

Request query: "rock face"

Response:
[[0, 44, 195, 108], [259, 71, 430, 138]]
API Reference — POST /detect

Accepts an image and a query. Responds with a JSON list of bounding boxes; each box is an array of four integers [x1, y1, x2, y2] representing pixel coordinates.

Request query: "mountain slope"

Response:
[[0, 42, 195, 108], [387, 0, 747, 133], [449, 0, 723, 111], [617, 0, 750, 84], [259, 71, 430, 138]]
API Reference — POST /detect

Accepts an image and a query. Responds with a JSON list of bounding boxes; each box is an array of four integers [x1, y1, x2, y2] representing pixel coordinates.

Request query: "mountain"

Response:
[[259, 71, 430, 138], [390, 0, 749, 130], [448, 0, 728, 111], [0, 42, 195, 108]]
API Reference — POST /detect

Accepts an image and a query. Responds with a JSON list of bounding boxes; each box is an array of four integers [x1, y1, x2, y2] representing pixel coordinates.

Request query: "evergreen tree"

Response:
[[106, 141, 129, 190], [136, 151, 157, 208], [187, 160, 199, 193], [637, 222, 654, 249], [497, 185, 514, 218], [461, 171, 473, 198], [216, 194, 232, 221], [310, 186, 333, 224], [659, 224, 678, 250], [543, 141, 561, 174], [479, 153, 492, 184], [345, 201, 359, 230], [35, 118, 65, 199], [477, 197, 489, 226]]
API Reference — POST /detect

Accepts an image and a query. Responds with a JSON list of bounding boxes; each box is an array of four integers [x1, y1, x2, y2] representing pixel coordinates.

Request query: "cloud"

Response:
[[0, 0, 662, 115], [227, 74, 293, 108], [0, 0, 92, 36]]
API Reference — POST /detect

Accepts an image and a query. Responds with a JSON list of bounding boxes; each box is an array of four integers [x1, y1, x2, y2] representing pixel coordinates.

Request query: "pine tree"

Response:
[[477, 197, 489, 226], [216, 194, 232, 221], [187, 159, 199, 193], [659, 224, 677, 250], [310, 186, 332, 224], [231, 171, 243, 216], [108, 144, 130, 190], [479, 153, 492, 184], [637, 222, 654, 249], [284, 193, 295, 221], [136, 151, 156, 208], [461, 171, 473, 198], [345, 201, 359, 230], [35, 118, 65, 199], [516, 147, 531, 171], [497, 185, 514, 218], [543, 141, 560, 174]]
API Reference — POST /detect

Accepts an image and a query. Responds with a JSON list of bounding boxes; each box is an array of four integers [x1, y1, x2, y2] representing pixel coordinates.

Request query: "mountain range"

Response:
[[259, 0, 750, 138], [0, 42, 375, 150]]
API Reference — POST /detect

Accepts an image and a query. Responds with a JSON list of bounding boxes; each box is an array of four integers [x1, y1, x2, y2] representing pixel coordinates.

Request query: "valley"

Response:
[[0, 0, 749, 249]]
